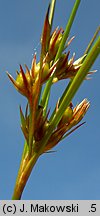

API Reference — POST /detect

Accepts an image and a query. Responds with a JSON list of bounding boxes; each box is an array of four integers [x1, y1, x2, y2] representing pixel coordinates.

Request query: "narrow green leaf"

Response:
[[55, 0, 81, 61], [84, 26, 100, 55], [49, 0, 56, 27]]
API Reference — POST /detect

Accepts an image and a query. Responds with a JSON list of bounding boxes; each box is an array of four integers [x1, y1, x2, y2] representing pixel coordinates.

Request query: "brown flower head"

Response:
[[44, 99, 90, 152], [7, 53, 57, 101]]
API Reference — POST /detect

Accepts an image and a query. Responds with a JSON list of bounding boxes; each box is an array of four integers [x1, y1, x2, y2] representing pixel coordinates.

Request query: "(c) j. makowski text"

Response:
[[20, 203, 79, 213]]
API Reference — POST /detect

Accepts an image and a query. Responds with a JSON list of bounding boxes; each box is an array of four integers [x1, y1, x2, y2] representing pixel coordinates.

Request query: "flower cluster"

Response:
[[7, 8, 90, 100], [43, 99, 90, 153], [7, 6, 90, 155]]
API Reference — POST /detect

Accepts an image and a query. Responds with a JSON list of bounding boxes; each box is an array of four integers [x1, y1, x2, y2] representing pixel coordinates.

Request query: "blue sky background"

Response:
[[0, 0, 100, 200]]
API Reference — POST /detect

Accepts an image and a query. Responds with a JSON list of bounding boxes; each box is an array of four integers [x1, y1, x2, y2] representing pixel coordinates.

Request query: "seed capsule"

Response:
[[58, 105, 73, 128]]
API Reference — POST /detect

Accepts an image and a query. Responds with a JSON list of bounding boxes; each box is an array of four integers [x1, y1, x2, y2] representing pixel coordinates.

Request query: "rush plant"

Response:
[[7, 0, 100, 199]]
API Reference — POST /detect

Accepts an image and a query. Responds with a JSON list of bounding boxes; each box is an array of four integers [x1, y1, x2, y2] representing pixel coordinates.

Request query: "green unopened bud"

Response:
[[16, 73, 24, 88], [34, 61, 50, 81], [58, 105, 73, 128], [44, 120, 50, 130], [43, 62, 49, 79], [35, 62, 40, 77], [16, 71, 31, 88], [62, 106, 73, 123], [49, 29, 63, 60], [52, 77, 58, 83], [54, 33, 62, 52]]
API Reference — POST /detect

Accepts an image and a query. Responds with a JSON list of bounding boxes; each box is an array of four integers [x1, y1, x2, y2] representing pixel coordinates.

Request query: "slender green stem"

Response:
[[12, 141, 28, 199], [49, 0, 56, 27], [12, 152, 40, 200], [84, 26, 100, 55], [55, 0, 80, 61], [43, 90, 50, 116], [28, 106, 34, 157], [49, 80, 72, 121], [40, 82, 51, 108]]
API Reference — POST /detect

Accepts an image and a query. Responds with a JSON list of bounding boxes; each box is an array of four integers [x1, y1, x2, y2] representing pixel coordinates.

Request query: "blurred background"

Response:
[[0, 0, 100, 200]]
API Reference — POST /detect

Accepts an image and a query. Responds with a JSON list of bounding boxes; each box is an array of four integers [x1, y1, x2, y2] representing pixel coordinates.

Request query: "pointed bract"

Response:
[[41, 5, 51, 56]]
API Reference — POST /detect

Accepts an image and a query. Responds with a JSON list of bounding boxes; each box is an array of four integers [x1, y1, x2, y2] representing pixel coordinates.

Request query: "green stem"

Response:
[[84, 26, 100, 55], [28, 106, 34, 157], [55, 0, 80, 61], [43, 90, 50, 116], [12, 141, 29, 199], [49, 0, 56, 27], [49, 80, 72, 121], [12, 152, 40, 200]]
